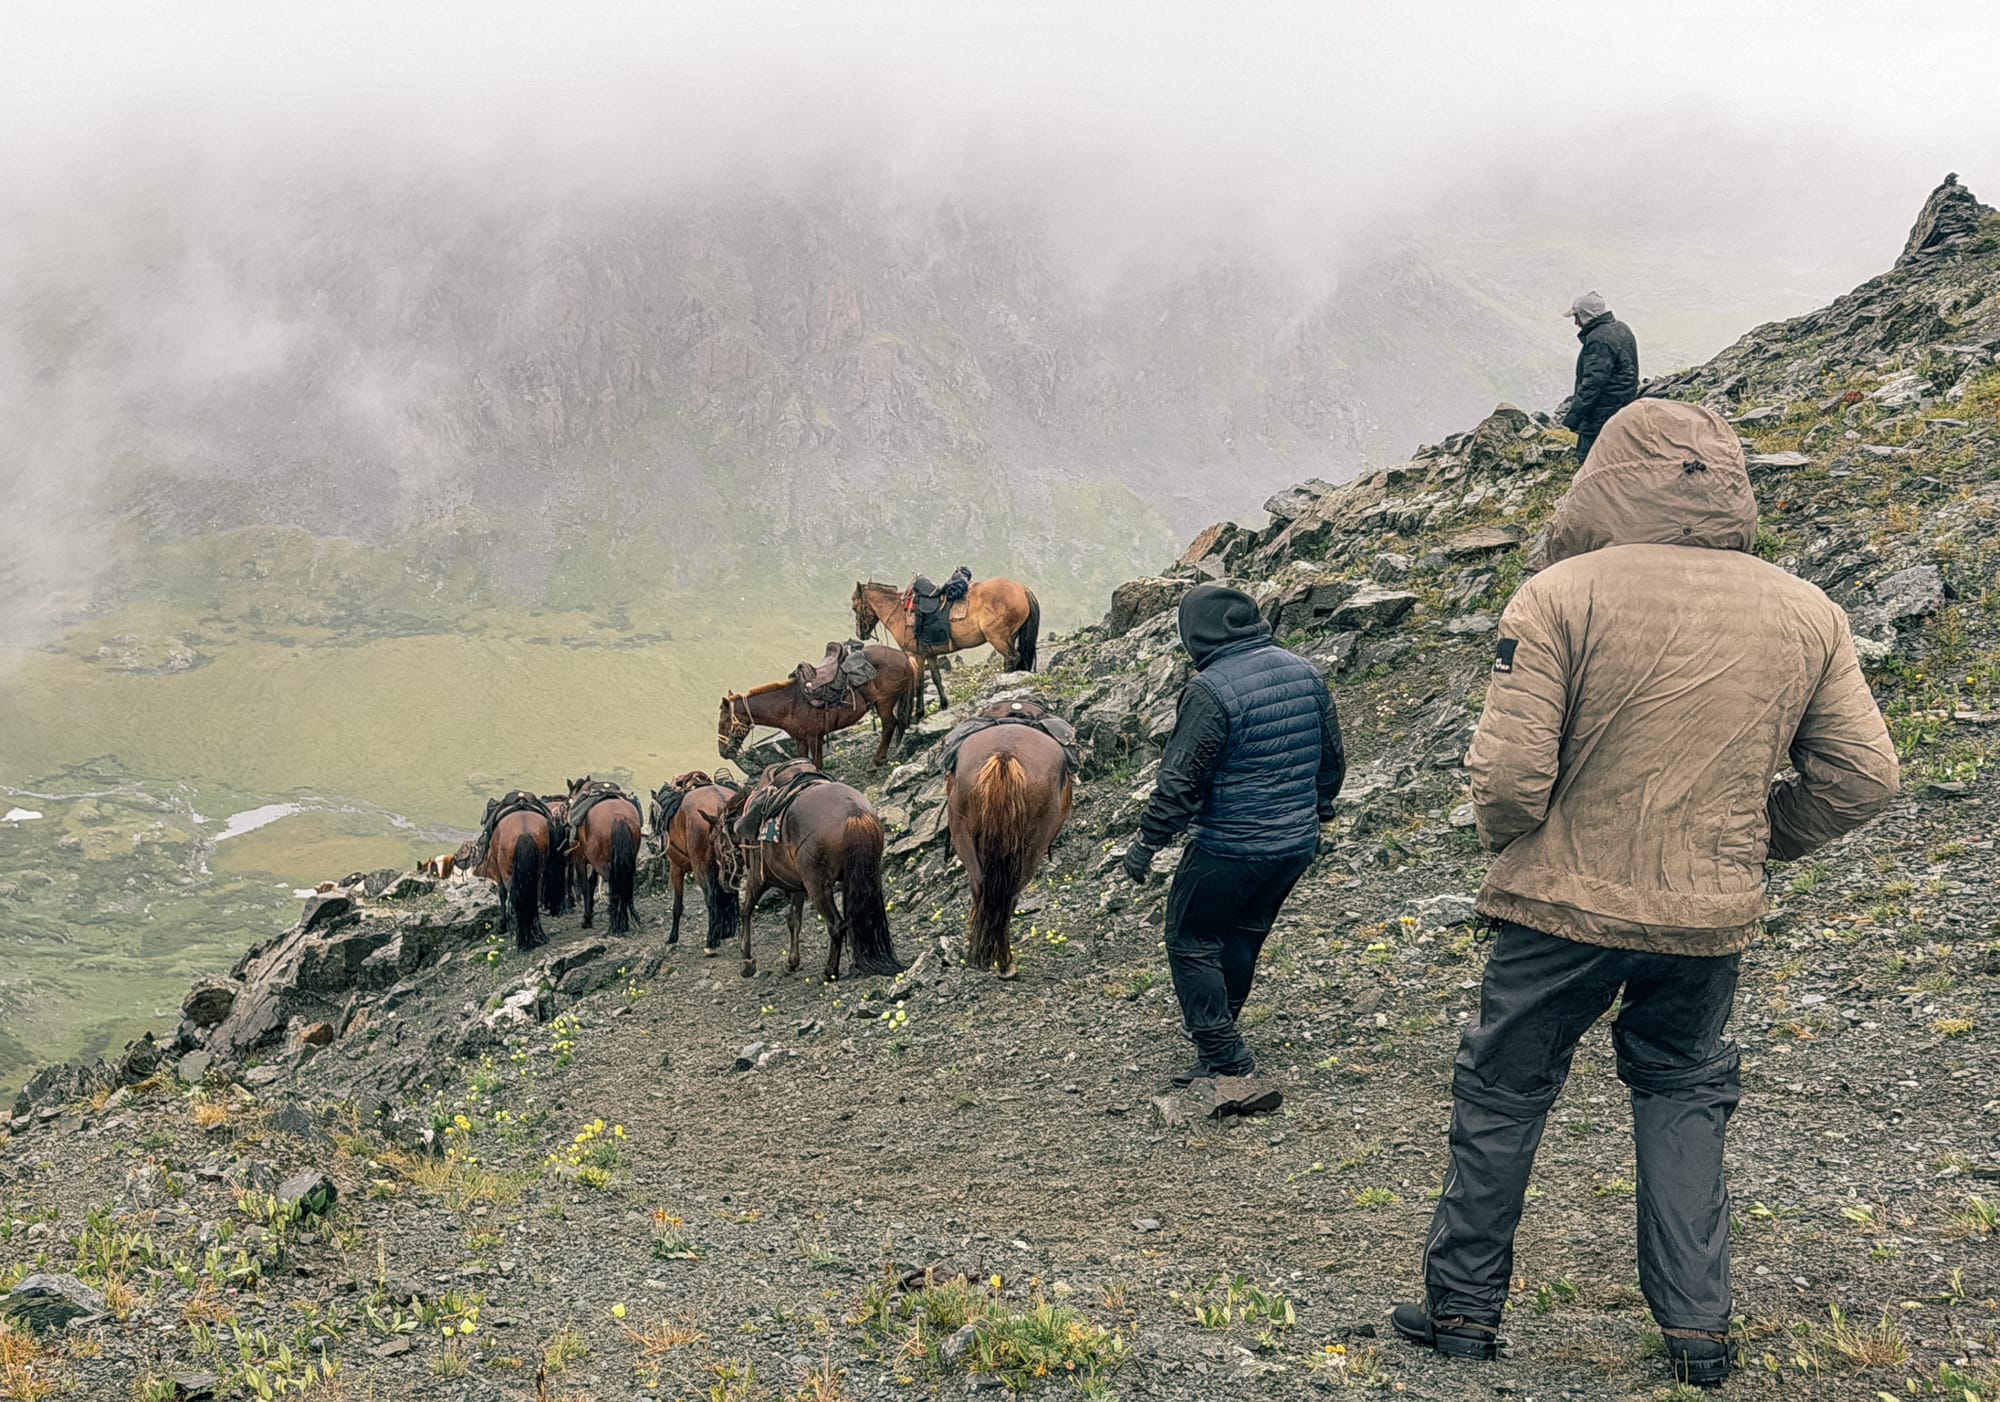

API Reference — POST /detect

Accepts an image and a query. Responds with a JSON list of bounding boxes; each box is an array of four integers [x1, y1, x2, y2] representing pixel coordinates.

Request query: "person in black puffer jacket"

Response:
[[1561, 291, 1640, 463], [1121, 584, 1345, 1113]]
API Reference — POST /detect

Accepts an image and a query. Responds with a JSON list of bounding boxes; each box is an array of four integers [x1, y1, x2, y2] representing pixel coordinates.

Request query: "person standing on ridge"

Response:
[[1121, 584, 1345, 1117], [1391, 398, 1899, 1390], [1561, 291, 1639, 462]]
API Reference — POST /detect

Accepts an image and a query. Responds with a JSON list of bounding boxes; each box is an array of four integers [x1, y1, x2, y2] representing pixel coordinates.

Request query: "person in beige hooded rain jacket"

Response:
[[1392, 398, 1899, 1389]]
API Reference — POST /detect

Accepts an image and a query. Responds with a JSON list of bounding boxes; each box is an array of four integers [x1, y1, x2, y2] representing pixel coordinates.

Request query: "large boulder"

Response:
[[1446, 526, 1525, 559], [1263, 479, 1335, 522], [3, 1274, 106, 1332], [1873, 564, 1949, 623], [206, 884, 500, 1060], [181, 978, 241, 1030], [1104, 577, 1190, 639], [1328, 584, 1419, 634]]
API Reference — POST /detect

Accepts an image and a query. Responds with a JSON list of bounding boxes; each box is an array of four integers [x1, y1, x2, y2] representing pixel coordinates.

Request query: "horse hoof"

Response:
[[741, 961, 757, 978], [997, 963, 1019, 981], [703, 947, 717, 959]]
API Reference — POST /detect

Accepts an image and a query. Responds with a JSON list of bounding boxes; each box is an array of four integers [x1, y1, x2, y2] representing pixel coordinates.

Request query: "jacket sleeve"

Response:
[[1137, 681, 1229, 850], [1766, 630, 1901, 860], [1565, 339, 1613, 430], [1316, 696, 1346, 820], [1466, 586, 1570, 853]]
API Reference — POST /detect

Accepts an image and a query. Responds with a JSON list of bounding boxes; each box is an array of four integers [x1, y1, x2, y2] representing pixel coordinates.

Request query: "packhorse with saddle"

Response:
[[711, 760, 904, 981], [851, 569, 1041, 717]]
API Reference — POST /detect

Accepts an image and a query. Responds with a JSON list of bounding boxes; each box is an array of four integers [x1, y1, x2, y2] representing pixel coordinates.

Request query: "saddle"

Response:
[[904, 567, 972, 652], [650, 770, 734, 846], [794, 640, 881, 709], [473, 790, 556, 868], [938, 698, 1083, 776], [739, 765, 837, 847], [566, 780, 641, 847]]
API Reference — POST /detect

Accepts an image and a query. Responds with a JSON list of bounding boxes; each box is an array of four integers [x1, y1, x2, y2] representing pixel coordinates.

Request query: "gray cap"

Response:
[[1564, 290, 1608, 319]]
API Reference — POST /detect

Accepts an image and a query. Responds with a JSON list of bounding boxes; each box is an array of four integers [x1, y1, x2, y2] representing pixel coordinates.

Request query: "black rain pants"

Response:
[[1421, 921, 1741, 1334], [1164, 844, 1314, 1078]]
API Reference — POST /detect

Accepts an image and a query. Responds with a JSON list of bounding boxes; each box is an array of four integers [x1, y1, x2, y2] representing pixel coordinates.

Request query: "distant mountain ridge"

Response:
[[4, 168, 1577, 610]]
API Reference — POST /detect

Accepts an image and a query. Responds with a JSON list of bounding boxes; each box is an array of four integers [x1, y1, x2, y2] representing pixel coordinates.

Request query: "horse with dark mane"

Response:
[[652, 773, 741, 952], [850, 577, 1040, 715], [566, 777, 643, 935], [711, 762, 903, 981], [717, 644, 920, 769], [947, 721, 1075, 976], [473, 804, 556, 950]]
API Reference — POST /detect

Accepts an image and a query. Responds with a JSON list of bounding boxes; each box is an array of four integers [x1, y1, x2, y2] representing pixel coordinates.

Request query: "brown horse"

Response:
[[474, 808, 554, 950], [567, 779, 643, 935], [713, 765, 903, 981], [660, 783, 740, 951], [717, 644, 921, 769], [947, 726, 1075, 976], [851, 578, 1040, 714]]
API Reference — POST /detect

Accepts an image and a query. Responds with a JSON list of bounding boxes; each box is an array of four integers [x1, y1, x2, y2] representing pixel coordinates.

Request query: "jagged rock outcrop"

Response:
[[1900, 173, 1994, 266]]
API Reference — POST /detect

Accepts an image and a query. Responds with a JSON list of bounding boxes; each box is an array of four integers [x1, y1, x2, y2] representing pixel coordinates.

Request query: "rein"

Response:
[[719, 693, 756, 751]]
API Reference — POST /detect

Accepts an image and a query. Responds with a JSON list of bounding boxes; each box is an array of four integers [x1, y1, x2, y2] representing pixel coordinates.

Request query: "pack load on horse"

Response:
[[565, 777, 644, 935], [713, 761, 904, 981], [651, 769, 742, 951], [793, 641, 881, 710], [471, 790, 566, 950], [939, 699, 1080, 976], [850, 573, 1041, 718], [908, 566, 973, 651], [718, 642, 921, 769]]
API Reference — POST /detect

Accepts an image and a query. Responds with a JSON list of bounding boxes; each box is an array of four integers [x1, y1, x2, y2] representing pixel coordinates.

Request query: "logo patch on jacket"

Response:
[[1493, 638, 1518, 674]]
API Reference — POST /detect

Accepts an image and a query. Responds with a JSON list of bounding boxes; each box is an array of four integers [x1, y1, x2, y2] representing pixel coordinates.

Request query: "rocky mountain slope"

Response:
[[4, 178, 1999, 1401]]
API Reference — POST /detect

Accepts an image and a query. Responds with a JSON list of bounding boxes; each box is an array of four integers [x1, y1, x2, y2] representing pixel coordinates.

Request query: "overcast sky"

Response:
[[5, 0, 1997, 256]]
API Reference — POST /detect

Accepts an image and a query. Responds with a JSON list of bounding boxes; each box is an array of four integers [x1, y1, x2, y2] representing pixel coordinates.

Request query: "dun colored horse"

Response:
[[714, 764, 904, 981], [474, 808, 555, 950], [947, 726, 1074, 977], [850, 578, 1041, 714], [717, 644, 921, 769], [567, 779, 643, 935], [660, 783, 740, 951]]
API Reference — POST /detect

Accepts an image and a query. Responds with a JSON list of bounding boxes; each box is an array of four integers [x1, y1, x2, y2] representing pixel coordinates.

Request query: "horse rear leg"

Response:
[[581, 867, 598, 929], [669, 862, 686, 945], [787, 892, 806, 974], [810, 877, 845, 982], [739, 873, 763, 978], [929, 658, 950, 711]]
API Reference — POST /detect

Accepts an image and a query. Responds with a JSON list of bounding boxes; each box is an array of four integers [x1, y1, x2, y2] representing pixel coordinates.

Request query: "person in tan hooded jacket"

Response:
[[1393, 398, 1899, 1388]]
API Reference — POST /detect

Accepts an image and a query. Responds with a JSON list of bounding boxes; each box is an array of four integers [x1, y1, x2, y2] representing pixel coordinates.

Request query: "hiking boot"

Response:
[[1390, 1303, 1499, 1360], [1170, 1061, 1213, 1088], [1202, 1074, 1282, 1117], [1663, 1330, 1731, 1389]]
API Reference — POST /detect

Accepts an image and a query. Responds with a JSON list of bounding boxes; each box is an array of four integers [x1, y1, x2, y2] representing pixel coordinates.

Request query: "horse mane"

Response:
[[858, 580, 900, 594], [744, 679, 795, 698]]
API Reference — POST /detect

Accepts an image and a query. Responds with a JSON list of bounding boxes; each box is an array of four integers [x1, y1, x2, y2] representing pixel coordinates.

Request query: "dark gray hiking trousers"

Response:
[[1421, 921, 1741, 1333]]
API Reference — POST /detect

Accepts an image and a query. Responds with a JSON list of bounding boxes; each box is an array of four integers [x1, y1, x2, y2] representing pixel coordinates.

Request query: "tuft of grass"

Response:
[[624, 1317, 706, 1355], [1822, 1304, 1908, 1370], [1352, 1187, 1399, 1208], [542, 1328, 588, 1373]]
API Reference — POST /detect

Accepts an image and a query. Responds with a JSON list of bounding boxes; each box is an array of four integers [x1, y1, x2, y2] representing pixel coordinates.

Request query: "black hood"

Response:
[[1178, 584, 1271, 668]]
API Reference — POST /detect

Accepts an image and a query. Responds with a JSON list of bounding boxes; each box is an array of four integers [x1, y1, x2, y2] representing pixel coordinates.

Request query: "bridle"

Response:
[[718, 693, 755, 752]]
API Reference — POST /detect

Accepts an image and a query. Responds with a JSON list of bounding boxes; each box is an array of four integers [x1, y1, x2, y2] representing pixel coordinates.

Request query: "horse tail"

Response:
[[609, 818, 638, 936], [510, 832, 542, 949], [965, 753, 1035, 969], [700, 852, 740, 951], [1015, 591, 1041, 672], [840, 815, 904, 976]]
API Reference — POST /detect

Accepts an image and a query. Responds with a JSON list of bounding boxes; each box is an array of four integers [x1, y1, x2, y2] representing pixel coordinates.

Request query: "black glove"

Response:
[[1121, 842, 1155, 884]]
